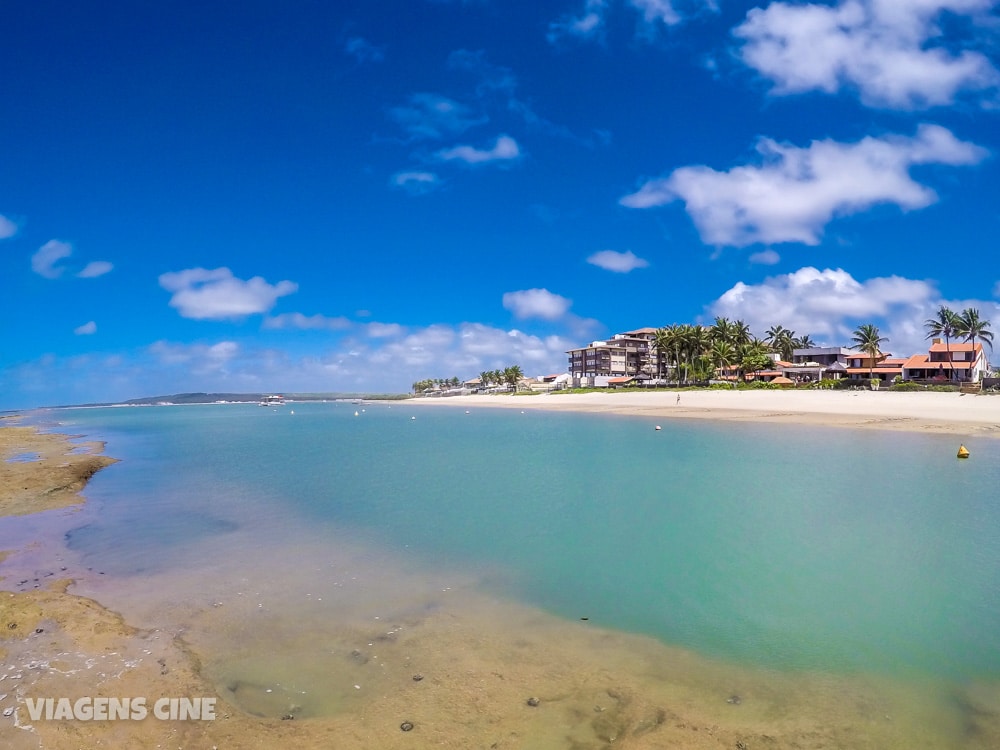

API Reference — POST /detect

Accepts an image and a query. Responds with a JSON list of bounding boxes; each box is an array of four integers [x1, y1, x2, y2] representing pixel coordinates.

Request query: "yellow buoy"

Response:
[[957, 444, 970, 459]]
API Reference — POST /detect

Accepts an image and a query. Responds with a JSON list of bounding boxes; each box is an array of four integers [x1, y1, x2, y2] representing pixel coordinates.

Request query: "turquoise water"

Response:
[[41, 402, 1000, 682]]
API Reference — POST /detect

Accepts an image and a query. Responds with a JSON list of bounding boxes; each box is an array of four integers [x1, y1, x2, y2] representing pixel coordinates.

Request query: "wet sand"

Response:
[[408, 389, 1000, 438], [2, 417, 999, 748]]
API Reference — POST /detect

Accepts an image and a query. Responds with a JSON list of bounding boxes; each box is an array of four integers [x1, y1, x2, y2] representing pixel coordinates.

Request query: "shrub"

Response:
[[889, 381, 924, 392]]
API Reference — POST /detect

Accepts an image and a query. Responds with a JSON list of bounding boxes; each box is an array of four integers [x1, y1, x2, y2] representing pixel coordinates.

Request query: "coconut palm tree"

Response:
[[793, 334, 816, 350], [503, 365, 524, 392], [711, 317, 735, 347], [710, 340, 736, 380], [851, 324, 888, 385], [653, 327, 672, 379], [924, 306, 961, 381], [766, 325, 796, 361], [732, 320, 752, 348], [956, 308, 994, 381]]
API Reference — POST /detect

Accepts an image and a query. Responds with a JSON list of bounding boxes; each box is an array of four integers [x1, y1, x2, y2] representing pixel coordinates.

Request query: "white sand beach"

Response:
[[407, 389, 1000, 437]]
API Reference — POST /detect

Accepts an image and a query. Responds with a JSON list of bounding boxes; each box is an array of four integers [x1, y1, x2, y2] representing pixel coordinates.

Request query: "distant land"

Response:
[[49, 392, 412, 409]]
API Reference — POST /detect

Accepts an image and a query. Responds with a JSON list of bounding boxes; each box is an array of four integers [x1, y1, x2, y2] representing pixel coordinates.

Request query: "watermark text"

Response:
[[24, 697, 216, 721]]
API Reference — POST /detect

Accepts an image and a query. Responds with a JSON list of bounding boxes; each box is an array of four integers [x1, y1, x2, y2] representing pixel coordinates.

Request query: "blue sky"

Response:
[[3, 0, 999, 407]]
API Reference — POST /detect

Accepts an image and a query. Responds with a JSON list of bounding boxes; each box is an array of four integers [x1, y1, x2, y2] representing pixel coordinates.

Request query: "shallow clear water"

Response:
[[47, 401, 1000, 684]]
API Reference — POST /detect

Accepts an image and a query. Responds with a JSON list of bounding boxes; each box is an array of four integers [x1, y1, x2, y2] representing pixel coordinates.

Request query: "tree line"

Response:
[[478, 366, 524, 392], [649, 319, 818, 383], [411, 376, 462, 394], [411, 365, 526, 394], [650, 307, 993, 384]]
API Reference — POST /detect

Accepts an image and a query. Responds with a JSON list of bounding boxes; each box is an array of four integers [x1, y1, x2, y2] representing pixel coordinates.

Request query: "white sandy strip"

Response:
[[405, 390, 1000, 437]]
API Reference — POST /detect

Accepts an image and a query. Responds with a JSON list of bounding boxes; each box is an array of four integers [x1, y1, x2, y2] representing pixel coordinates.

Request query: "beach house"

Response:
[[901, 340, 987, 383], [564, 330, 991, 388]]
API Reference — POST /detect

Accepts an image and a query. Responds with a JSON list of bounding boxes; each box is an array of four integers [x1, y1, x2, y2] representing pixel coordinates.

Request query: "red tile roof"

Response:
[[928, 342, 982, 353]]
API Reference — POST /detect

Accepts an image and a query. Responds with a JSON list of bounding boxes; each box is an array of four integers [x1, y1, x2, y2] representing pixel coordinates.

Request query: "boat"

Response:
[[259, 394, 285, 407]]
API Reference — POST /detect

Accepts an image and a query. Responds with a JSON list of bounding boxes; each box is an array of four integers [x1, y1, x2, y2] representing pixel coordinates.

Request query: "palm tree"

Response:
[[732, 320, 752, 348], [924, 306, 961, 381], [851, 324, 888, 385], [793, 334, 816, 350], [710, 340, 735, 380], [653, 327, 672, 380], [956, 308, 994, 382], [711, 317, 735, 347], [503, 365, 524, 392], [766, 325, 796, 362]]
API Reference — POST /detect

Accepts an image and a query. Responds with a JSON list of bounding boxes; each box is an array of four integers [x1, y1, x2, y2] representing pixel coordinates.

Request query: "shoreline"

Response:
[[404, 389, 1000, 438], [2, 419, 999, 748]]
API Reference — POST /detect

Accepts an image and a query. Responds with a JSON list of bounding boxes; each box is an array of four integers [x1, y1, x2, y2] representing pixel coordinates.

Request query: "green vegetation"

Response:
[[850, 323, 888, 382], [477, 365, 525, 393], [924, 306, 961, 381], [412, 376, 462, 394]]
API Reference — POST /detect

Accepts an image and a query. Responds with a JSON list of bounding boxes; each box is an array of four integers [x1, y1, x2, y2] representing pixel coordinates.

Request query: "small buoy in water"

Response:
[[958, 444, 970, 459], [354, 411, 359, 416], [465, 410, 470, 414], [290, 410, 294, 415], [411, 416, 416, 420], [654, 425, 661, 431]]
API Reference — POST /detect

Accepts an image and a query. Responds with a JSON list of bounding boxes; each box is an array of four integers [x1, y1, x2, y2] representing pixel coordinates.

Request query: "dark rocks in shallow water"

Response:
[[349, 648, 369, 664], [400, 721, 414, 731], [526, 697, 540, 707], [727, 694, 742, 705], [281, 714, 295, 720], [412, 673, 424, 682]]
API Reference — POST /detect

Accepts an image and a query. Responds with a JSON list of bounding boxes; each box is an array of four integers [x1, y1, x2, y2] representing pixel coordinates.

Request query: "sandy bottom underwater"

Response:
[[1, 420, 999, 749]]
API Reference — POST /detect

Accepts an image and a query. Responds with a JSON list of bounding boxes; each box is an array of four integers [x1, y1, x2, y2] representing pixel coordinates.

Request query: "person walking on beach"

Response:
[[676, 393, 681, 406]]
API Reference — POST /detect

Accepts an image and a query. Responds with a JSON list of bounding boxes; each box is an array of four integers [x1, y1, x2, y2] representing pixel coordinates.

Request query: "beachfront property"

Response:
[[566, 328, 660, 387], [567, 332, 989, 388]]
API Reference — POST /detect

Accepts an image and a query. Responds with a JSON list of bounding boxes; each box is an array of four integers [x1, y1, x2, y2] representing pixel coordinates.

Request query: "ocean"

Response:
[[8, 401, 1000, 745]]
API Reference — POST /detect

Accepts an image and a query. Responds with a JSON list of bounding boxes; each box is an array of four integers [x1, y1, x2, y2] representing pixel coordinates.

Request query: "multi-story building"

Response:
[[780, 347, 852, 382], [902, 340, 987, 382], [567, 328, 660, 387]]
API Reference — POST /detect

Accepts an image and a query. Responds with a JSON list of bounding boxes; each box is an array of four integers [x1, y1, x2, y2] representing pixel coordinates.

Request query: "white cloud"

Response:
[[262, 312, 351, 330], [436, 135, 521, 165], [159, 267, 298, 320], [708, 266, 940, 352], [31, 240, 73, 278], [548, 0, 609, 43], [389, 93, 485, 141], [629, 0, 681, 26], [390, 171, 441, 193], [366, 322, 405, 338], [3, 317, 590, 407], [547, 0, 718, 43], [502, 288, 573, 320], [749, 249, 781, 265], [77, 260, 114, 278], [344, 36, 384, 64], [74, 321, 97, 335], [361, 322, 577, 381], [621, 124, 987, 247], [0, 214, 17, 239], [586, 249, 650, 273], [734, 0, 1000, 109]]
